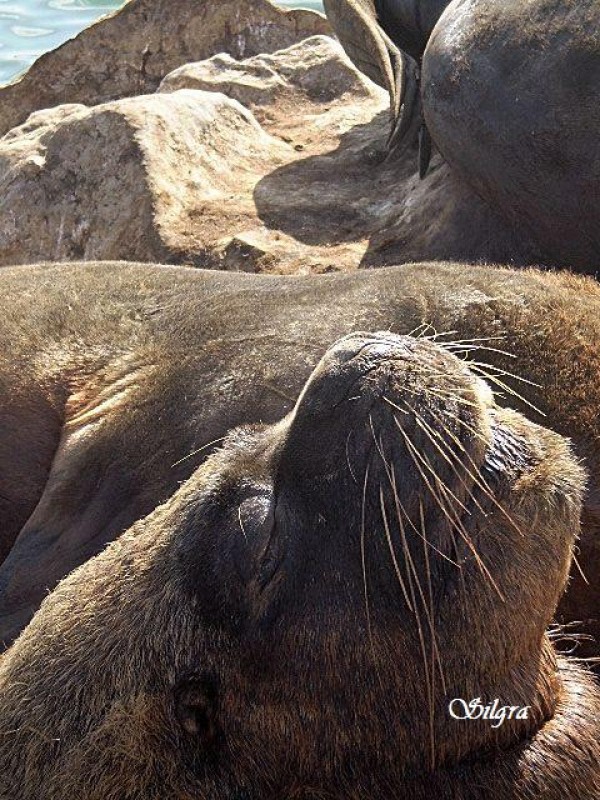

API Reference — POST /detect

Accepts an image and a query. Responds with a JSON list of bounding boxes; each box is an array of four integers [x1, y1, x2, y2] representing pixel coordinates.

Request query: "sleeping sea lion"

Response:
[[0, 260, 598, 661], [1, 329, 599, 799]]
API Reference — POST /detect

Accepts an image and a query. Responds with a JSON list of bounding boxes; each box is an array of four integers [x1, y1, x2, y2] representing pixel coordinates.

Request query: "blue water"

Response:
[[0, 0, 325, 86]]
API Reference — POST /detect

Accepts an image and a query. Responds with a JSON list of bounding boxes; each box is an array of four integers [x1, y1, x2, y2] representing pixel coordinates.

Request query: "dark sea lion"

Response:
[[1, 330, 599, 799], [422, 0, 600, 271], [326, 0, 600, 267], [0, 261, 599, 659]]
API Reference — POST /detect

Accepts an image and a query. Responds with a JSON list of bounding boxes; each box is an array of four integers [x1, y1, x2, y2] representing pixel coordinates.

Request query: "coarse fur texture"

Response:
[[1, 329, 599, 799], [0, 261, 598, 661]]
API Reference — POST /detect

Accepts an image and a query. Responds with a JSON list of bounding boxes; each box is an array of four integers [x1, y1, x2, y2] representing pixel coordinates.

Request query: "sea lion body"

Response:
[[0, 261, 599, 658], [323, 0, 450, 155], [422, 0, 600, 271], [325, 0, 600, 268], [1, 328, 599, 799]]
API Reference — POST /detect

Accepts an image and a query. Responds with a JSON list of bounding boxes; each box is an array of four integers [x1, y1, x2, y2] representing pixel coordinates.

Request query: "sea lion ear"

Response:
[[323, 0, 423, 162], [173, 672, 219, 744]]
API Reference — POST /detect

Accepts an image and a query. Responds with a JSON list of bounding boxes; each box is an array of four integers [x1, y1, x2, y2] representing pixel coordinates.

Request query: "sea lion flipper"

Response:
[[323, 0, 395, 89], [324, 0, 422, 159], [386, 48, 422, 158]]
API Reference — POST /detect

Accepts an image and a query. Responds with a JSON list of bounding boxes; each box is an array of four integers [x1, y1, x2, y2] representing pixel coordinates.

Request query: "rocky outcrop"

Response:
[[0, 34, 545, 272], [0, 0, 597, 273], [0, 36, 396, 271], [0, 0, 330, 138]]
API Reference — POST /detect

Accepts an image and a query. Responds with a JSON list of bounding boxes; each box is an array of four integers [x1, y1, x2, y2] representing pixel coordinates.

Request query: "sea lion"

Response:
[[0, 261, 598, 659], [1, 330, 599, 799], [324, 0, 600, 266], [421, 0, 600, 271]]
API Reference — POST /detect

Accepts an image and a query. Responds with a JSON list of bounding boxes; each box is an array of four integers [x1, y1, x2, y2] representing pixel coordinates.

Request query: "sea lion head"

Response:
[[0, 332, 586, 799]]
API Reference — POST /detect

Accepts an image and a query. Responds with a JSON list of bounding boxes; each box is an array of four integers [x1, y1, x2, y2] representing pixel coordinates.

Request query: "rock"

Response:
[[0, 0, 330, 138], [0, 91, 290, 266], [159, 34, 375, 107], [0, 36, 395, 271]]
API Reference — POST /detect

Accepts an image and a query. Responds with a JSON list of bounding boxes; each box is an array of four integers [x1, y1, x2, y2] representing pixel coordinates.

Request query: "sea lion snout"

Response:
[[280, 331, 492, 488], [0, 322, 593, 798], [291, 330, 494, 415], [268, 331, 580, 618]]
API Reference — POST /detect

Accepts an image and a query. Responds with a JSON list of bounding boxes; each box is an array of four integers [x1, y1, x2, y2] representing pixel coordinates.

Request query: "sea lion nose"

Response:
[[292, 331, 419, 415], [323, 331, 416, 366]]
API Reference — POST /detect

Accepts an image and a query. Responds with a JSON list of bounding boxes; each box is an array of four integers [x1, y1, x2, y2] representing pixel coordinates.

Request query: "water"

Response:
[[0, 0, 325, 86]]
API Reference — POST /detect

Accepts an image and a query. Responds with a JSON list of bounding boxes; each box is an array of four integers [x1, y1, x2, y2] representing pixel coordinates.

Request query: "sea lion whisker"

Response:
[[391, 478, 443, 768], [393, 497, 436, 770], [393, 418, 471, 516], [571, 553, 590, 585], [413, 385, 485, 412], [456, 359, 541, 389], [392, 488, 446, 687], [385, 445, 460, 569], [423, 403, 527, 540], [379, 487, 415, 611], [171, 436, 227, 468], [394, 396, 500, 523], [370, 419, 452, 693], [464, 366, 546, 417], [345, 429, 359, 484], [420, 497, 439, 766], [238, 506, 248, 542], [418, 329, 460, 341], [395, 419, 503, 597], [417, 398, 491, 446], [392, 417, 476, 543], [360, 462, 377, 663], [376, 429, 460, 570], [443, 340, 513, 356], [446, 345, 518, 361], [409, 324, 461, 341], [407, 322, 437, 338], [373, 406, 460, 566], [370, 418, 460, 569]]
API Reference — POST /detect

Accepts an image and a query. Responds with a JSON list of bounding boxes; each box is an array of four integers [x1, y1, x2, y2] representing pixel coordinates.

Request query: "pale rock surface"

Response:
[[0, 0, 330, 137], [0, 91, 290, 266], [0, 36, 390, 271]]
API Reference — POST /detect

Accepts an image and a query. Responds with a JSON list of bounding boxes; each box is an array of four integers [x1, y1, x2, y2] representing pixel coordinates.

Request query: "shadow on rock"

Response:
[[254, 110, 545, 269]]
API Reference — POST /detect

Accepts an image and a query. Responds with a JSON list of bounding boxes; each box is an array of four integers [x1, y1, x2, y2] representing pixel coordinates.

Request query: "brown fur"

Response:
[[1, 330, 599, 798], [0, 262, 598, 661]]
